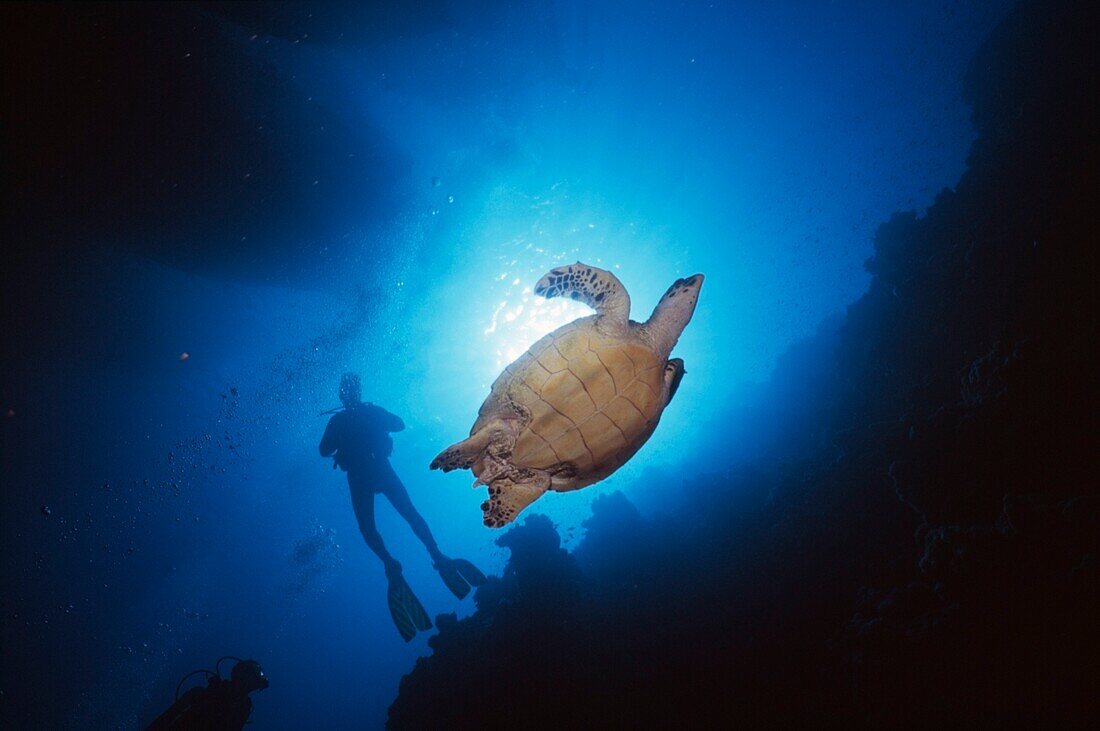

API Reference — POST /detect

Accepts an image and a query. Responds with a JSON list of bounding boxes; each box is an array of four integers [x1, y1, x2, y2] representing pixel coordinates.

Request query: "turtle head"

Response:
[[645, 273, 703, 356]]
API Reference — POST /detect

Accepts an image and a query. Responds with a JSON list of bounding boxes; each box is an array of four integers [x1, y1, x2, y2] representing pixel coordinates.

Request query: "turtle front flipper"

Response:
[[665, 357, 686, 404], [481, 471, 550, 528], [534, 262, 631, 325]]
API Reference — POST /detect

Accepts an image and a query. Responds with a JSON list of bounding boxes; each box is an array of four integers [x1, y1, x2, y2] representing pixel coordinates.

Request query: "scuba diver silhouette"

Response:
[[320, 373, 485, 641], [146, 657, 268, 730]]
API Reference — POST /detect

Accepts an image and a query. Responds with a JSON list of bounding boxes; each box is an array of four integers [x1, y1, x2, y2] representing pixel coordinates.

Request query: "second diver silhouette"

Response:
[[320, 373, 486, 641]]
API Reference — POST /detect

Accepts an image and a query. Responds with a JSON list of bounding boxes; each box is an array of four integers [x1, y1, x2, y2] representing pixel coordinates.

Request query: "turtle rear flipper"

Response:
[[430, 429, 492, 471], [481, 473, 550, 528]]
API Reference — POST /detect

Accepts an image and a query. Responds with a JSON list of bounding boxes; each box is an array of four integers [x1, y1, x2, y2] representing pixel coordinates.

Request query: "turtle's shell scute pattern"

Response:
[[507, 326, 665, 483]]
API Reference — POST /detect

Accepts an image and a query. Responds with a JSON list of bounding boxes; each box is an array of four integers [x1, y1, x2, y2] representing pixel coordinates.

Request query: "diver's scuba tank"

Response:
[[172, 656, 268, 700], [147, 657, 268, 731]]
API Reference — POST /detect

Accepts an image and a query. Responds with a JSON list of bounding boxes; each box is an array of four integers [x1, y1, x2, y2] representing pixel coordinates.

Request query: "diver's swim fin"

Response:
[[435, 557, 487, 600], [387, 573, 432, 642], [435, 559, 470, 600], [453, 558, 487, 588]]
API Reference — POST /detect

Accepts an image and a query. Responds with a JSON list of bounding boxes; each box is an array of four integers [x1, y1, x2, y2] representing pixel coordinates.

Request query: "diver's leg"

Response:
[[383, 468, 478, 599], [381, 462, 487, 599], [348, 473, 400, 574], [380, 463, 444, 563]]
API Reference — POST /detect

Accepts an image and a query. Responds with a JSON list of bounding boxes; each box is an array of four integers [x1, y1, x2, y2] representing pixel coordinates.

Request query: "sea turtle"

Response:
[[431, 262, 704, 527]]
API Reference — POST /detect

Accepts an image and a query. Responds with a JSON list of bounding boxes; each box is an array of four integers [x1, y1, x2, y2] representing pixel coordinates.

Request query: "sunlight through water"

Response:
[[484, 277, 594, 369]]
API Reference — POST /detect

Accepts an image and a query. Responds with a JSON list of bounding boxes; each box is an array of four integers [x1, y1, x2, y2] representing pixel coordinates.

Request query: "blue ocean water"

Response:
[[0, 1, 1016, 727]]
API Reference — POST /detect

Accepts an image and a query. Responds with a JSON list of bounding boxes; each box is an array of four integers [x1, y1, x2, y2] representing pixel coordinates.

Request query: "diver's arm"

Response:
[[226, 696, 253, 729], [372, 405, 405, 432], [144, 688, 201, 730], [319, 416, 339, 457]]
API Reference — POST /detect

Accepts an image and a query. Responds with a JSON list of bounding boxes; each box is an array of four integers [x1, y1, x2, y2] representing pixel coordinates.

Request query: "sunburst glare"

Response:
[[483, 275, 594, 370]]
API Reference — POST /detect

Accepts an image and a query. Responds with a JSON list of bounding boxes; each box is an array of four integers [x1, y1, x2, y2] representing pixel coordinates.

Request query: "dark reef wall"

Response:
[[388, 1, 1099, 727]]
